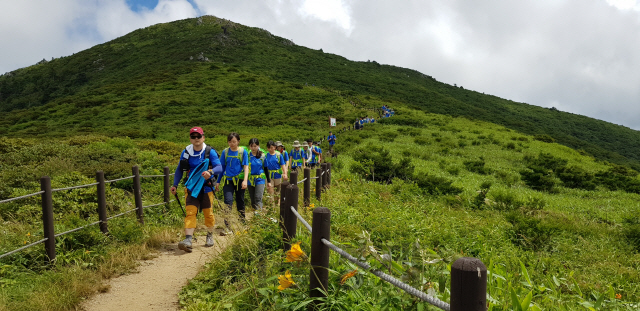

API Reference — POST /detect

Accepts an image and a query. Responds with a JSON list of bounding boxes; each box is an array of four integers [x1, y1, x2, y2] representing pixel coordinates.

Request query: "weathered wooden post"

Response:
[[283, 183, 299, 251], [40, 176, 56, 263], [309, 207, 331, 305], [290, 170, 298, 186], [304, 168, 311, 206], [315, 168, 322, 201], [450, 257, 487, 311], [321, 163, 328, 189], [279, 180, 291, 250], [96, 171, 108, 234], [132, 166, 144, 224]]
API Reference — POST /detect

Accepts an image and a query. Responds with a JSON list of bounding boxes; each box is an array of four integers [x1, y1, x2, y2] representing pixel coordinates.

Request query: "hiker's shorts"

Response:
[[184, 189, 215, 229]]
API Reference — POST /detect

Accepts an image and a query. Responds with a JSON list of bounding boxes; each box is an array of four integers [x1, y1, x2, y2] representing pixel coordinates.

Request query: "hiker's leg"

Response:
[[254, 183, 265, 210], [248, 184, 257, 209], [222, 183, 234, 211], [235, 183, 246, 219], [203, 192, 215, 230]]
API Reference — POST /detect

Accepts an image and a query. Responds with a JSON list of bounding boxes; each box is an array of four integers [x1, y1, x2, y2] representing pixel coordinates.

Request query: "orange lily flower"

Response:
[[278, 270, 295, 290], [340, 269, 358, 285], [285, 242, 307, 262]]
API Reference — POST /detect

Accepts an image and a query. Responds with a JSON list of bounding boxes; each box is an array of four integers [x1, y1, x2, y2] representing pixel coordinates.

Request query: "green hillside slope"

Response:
[[1, 16, 640, 170]]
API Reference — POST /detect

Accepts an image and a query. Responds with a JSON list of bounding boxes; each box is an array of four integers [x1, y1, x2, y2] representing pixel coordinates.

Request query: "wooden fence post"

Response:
[[304, 168, 311, 206], [309, 206, 331, 304], [283, 183, 299, 251], [320, 163, 328, 189], [290, 170, 298, 186], [96, 171, 108, 234], [450, 257, 487, 311], [315, 168, 322, 201], [279, 180, 291, 250], [132, 166, 144, 224], [40, 176, 56, 263], [163, 166, 170, 208]]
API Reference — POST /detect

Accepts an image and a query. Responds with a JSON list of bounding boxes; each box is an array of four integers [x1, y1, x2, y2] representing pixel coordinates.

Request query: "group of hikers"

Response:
[[354, 105, 395, 130], [169, 127, 337, 253]]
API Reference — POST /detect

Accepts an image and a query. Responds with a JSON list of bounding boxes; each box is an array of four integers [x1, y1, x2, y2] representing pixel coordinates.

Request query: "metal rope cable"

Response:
[[0, 191, 44, 204], [290, 206, 312, 232], [297, 178, 307, 184], [288, 206, 450, 311], [0, 238, 48, 260], [106, 208, 137, 220], [140, 174, 166, 178], [52, 182, 99, 192], [311, 176, 319, 179], [142, 200, 173, 208], [105, 176, 135, 183], [54, 220, 102, 237], [321, 238, 450, 311]]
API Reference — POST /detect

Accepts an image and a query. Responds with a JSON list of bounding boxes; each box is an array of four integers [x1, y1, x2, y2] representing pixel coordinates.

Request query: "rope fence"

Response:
[[279, 167, 486, 311], [0, 191, 44, 204], [52, 182, 99, 192], [0, 166, 180, 263]]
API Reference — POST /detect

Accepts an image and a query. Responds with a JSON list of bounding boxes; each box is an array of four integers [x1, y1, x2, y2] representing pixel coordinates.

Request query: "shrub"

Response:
[[350, 144, 414, 184], [412, 173, 462, 195], [463, 157, 491, 175], [534, 134, 555, 143], [413, 136, 429, 145], [505, 211, 556, 251], [490, 189, 522, 211], [557, 165, 596, 190]]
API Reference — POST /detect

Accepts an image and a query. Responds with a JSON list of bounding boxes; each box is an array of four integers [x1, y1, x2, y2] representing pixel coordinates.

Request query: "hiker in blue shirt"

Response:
[[265, 140, 288, 206], [276, 141, 290, 169], [327, 131, 336, 154], [289, 140, 306, 171], [246, 138, 270, 213], [371, 117, 376, 123], [170, 127, 223, 253], [216, 132, 249, 228]]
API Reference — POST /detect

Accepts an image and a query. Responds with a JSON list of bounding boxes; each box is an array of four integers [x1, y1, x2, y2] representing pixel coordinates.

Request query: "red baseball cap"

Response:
[[189, 127, 204, 135]]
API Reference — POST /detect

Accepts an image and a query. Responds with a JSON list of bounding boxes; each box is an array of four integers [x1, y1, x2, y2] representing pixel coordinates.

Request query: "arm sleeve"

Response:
[[242, 149, 249, 166], [173, 151, 185, 187], [209, 149, 223, 178], [216, 150, 226, 183]]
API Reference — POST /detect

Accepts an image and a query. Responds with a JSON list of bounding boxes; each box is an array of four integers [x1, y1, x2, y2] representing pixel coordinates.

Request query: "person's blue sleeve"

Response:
[[209, 149, 223, 178], [279, 154, 285, 166], [242, 149, 249, 166], [173, 150, 186, 187], [216, 150, 226, 183], [317, 147, 322, 154]]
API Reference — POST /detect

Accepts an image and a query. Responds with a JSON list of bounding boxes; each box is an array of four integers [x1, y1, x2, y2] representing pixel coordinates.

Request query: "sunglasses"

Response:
[[190, 135, 202, 139]]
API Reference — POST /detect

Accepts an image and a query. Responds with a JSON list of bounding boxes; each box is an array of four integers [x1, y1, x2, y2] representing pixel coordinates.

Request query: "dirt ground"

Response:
[[80, 232, 231, 311]]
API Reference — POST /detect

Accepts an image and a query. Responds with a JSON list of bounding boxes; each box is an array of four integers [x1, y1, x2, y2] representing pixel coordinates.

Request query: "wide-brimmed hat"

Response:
[[292, 140, 301, 147], [275, 141, 283, 147]]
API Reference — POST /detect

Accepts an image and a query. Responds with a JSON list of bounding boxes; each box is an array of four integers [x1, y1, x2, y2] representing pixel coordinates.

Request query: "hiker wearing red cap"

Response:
[[170, 127, 222, 253]]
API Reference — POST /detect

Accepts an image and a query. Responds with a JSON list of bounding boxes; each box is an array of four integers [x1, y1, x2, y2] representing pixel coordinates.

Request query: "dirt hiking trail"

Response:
[[81, 234, 232, 311]]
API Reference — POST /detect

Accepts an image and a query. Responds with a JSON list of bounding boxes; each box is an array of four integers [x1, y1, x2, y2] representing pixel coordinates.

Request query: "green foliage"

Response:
[[505, 210, 556, 252], [350, 143, 414, 184], [463, 157, 491, 175], [412, 173, 463, 196]]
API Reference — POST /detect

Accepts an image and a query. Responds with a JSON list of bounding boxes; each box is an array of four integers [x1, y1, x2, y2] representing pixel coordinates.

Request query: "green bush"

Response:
[[463, 157, 491, 175], [411, 173, 462, 195], [557, 165, 596, 190], [350, 144, 414, 184], [505, 211, 556, 251]]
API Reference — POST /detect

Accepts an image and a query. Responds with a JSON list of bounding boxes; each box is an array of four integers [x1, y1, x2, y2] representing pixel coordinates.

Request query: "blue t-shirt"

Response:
[[290, 148, 305, 167], [265, 152, 285, 179], [173, 146, 222, 193], [248, 152, 266, 186], [282, 150, 289, 163], [217, 148, 249, 183], [328, 135, 336, 145]]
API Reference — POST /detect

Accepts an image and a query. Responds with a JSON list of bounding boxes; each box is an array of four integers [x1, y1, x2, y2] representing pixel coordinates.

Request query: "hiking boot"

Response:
[[178, 238, 192, 253], [205, 232, 214, 247]]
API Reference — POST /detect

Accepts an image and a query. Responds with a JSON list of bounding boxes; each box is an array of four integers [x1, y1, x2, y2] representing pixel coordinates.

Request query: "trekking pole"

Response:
[[174, 193, 186, 217]]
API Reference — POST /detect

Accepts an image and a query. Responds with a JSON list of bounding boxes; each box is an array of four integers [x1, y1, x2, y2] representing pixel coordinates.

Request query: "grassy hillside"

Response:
[[1, 15, 640, 310], [2, 16, 640, 170], [181, 109, 640, 310]]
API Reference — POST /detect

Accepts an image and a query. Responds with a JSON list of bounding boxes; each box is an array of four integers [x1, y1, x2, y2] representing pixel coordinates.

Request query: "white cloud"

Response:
[[298, 0, 352, 35]]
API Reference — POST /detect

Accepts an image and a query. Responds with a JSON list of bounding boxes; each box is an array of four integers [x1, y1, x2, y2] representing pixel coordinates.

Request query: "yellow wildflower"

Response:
[[309, 203, 315, 208], [277, 270, 295, 290], [285, 242, 307, 262], [23, 241, 27, 244], [340, 269, 358, 285], [26, 232, 31, 237], [616, 293, 622, 299]]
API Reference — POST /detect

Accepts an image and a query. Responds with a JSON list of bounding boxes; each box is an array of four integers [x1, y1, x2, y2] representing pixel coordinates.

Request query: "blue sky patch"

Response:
[[126, 0, 160, 12]]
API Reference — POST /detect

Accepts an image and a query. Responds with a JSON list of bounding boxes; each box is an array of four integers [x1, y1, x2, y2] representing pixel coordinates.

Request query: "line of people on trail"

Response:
[[169, 127, 328, 253], [354, 105, 395, 130]]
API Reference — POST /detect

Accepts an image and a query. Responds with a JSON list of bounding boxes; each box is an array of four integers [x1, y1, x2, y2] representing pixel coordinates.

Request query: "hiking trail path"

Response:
[[81, 234, 231, 311]]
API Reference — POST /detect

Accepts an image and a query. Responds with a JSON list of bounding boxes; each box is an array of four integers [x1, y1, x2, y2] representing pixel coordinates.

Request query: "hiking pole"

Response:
[[174, 193, 186, 217]]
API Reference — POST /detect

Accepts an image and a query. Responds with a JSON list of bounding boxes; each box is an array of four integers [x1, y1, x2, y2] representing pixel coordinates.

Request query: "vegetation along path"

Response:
[[81, 234, 231, 311]]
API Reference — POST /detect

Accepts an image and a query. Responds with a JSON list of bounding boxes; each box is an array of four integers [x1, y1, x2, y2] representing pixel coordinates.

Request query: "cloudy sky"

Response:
[[2, 0, 640, 129]]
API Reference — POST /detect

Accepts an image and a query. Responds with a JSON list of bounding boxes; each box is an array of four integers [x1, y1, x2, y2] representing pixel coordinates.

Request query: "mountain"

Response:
[[1, 15, 640, 169]]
